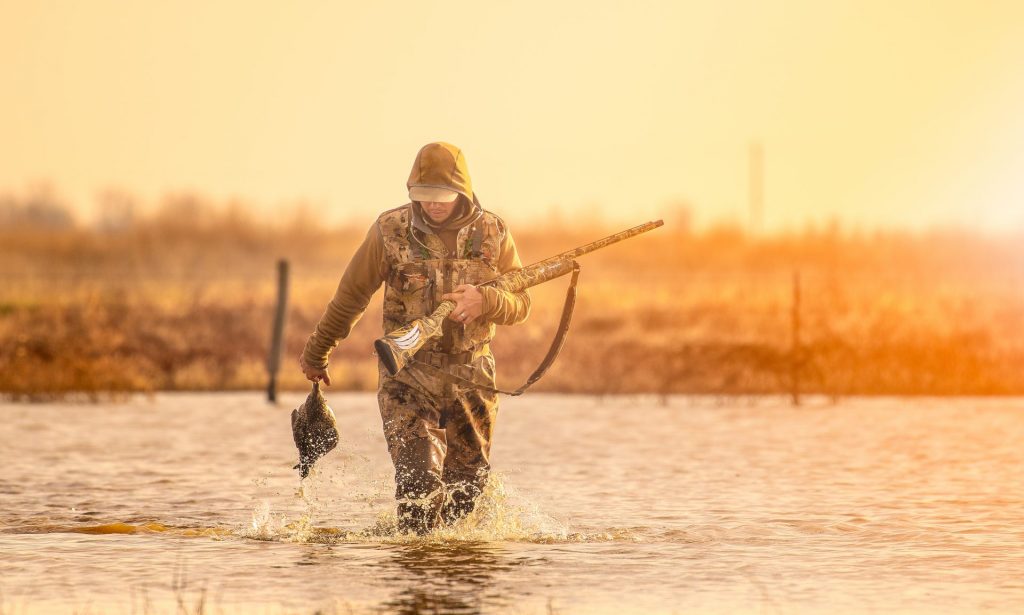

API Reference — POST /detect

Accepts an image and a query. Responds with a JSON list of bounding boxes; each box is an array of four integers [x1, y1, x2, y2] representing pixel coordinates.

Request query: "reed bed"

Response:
[[2, 196, 1023, 399]]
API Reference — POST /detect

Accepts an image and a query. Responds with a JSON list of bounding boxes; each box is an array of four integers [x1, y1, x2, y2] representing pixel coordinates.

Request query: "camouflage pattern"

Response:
[[369, 219, 665, 532], [487, 221, 663, 292], [489, 220, 664, 292], [377, 205, 506, 354], [375, 219, 665, 378], [375, 204, 506, 534], [377, 356, 498, 534]]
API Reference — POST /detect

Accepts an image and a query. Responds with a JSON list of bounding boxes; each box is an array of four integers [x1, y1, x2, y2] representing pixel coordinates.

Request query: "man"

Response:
[[299, 142, 531, 535]]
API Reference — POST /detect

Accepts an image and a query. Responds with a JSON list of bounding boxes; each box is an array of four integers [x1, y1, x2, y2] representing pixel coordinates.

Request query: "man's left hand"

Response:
[[442, 284, 485, 324], [299, 354, 332, 385]]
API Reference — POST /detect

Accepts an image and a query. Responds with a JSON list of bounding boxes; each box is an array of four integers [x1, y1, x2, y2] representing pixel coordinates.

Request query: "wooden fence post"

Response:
[[267, 259, 289, 403], [791, 269, 801, 406]]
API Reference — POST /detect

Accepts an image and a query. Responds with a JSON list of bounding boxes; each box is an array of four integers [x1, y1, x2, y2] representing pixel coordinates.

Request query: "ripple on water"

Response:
[[3, 394, 1024, 614]]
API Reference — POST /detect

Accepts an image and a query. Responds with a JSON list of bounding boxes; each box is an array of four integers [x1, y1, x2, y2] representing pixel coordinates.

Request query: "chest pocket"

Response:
[[391, 262, 433, 316]]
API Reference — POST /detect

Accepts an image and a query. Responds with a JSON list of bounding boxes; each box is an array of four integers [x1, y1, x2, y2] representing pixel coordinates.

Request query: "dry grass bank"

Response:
[[2, 197, 1023, 399]]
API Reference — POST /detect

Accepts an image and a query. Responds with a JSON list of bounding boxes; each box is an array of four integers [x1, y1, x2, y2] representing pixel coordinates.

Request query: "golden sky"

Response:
[[2, 0, 1023, 231]]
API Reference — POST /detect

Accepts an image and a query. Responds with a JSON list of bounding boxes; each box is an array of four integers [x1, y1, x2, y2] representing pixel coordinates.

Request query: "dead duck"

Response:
[[290, 381, 339, 478]]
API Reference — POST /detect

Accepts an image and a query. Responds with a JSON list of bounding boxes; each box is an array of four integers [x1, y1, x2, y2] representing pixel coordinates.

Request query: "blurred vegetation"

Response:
[[2, 188, 1023, 400]]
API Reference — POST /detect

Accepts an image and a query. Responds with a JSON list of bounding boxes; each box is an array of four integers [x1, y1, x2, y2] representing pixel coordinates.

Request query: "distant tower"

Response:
[[748, 141, 764, 235]]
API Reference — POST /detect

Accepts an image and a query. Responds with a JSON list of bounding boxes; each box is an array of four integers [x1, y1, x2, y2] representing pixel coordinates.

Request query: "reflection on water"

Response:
[[1, 393, 1024, 614], [379, 544, 505, 615]]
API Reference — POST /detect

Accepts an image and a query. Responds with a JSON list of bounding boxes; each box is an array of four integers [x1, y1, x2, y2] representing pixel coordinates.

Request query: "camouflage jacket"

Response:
[[301, 203, 531, 370]]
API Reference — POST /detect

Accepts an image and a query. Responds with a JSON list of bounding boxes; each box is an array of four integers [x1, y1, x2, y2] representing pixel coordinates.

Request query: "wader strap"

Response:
[[470, 224, 484, 258], [411, 261, 582, 396]]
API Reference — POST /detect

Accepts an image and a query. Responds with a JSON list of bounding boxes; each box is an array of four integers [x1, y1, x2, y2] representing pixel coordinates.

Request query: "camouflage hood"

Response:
[[407, 142, 474, 202], [408, 142, 482, 231]]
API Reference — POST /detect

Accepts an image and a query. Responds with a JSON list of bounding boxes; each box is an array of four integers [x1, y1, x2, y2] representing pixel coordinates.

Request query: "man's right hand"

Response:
[[299, 354, 332, 386]]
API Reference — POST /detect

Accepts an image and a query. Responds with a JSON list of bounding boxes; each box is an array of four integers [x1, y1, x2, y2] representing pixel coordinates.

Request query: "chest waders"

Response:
[[376, 207, 513, 534]]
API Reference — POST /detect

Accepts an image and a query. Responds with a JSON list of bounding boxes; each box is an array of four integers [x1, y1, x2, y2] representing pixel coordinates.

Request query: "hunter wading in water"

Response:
[[299, 142, 531, 535]]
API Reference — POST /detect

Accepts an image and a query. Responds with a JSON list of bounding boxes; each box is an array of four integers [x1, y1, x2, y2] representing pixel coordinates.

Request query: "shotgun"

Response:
[[374, 219, 664, 376]]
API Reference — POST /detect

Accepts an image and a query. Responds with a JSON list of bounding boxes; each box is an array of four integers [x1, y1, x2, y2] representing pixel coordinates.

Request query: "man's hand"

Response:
[[299, 354, 332, 386], [442, 284, 485, 325]]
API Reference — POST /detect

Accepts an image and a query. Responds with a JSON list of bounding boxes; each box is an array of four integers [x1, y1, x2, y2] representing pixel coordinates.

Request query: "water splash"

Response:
[[244, 499, 296, 541], [423, 474, 571, 543], [239, 470, 635, 545]]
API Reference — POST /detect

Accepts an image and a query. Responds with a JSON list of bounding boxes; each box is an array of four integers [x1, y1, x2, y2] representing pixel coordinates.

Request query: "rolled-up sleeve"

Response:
[[302, 224, 386, 368]]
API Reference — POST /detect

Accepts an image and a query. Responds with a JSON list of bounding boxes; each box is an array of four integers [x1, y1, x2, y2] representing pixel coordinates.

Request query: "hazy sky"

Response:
[[2, 0, 1023, 231]]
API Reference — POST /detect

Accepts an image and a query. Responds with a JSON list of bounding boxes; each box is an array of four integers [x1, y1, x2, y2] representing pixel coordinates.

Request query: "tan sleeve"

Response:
[[480, 227, 531, 325], [302, 223, 387, 369]]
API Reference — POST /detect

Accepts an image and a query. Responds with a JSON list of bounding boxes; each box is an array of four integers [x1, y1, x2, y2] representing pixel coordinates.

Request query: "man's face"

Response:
[[421, 200, 459, 224]]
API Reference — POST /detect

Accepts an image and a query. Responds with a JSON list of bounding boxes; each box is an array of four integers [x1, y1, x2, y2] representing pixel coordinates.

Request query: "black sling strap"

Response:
[[411, 261, 582, 396]]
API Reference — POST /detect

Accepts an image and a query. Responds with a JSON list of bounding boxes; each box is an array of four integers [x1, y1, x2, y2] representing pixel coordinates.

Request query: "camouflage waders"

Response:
[[301, 143, 530, 536], [378, 354, 498, 534], [378, 205, 507, 534]]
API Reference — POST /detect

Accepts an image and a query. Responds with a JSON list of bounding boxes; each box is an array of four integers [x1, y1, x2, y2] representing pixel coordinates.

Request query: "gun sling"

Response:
[[410, 261, 581, 396]]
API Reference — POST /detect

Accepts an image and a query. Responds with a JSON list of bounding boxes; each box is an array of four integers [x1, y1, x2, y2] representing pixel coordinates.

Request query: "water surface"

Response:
[[2, 393, 1022, 613]]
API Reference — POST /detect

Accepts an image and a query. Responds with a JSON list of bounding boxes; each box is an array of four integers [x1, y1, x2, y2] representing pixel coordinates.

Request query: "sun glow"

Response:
[[1, 1, 1023, 232]]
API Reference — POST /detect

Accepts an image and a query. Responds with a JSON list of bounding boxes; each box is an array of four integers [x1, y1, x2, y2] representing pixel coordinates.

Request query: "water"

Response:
[[2, 393, 1023, 614]]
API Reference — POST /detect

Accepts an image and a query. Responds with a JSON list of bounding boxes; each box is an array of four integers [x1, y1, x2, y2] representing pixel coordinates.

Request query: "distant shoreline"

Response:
[[6, 390, 1024, 404], [4, 210, 1023, 401]]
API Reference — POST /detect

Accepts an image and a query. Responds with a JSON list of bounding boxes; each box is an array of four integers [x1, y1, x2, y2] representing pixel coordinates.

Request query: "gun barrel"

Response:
[[515, 219, 663, 272], [481, 219, 663, 292]]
